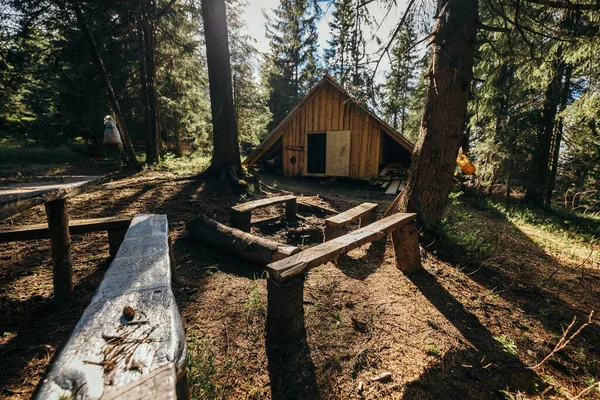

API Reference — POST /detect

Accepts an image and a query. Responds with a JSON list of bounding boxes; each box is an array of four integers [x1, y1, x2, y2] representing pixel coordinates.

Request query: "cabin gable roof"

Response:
[[243, 75, 415, 166]]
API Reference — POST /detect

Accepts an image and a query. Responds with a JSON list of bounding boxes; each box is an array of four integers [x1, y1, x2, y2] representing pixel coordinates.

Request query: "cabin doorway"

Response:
[[306, 131, 351, 176], [307, 133, 326, 174]]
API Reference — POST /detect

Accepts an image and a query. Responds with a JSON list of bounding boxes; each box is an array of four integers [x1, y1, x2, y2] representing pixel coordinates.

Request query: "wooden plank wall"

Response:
[[282, 82, 382, 179]]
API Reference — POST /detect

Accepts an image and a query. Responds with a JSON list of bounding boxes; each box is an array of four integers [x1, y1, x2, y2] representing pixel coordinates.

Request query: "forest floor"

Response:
[[1, 160, 599, 400]]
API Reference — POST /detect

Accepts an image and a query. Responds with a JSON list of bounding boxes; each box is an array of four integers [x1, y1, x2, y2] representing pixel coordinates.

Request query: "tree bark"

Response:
[[142, 0, 160, 164], [525, 62, 564, 206], [545, 64, 572, 206], [201, 0, 242, 177], [71, 0, 139, 167], [187, 215, 300, 265], [396, 0, 478, 227], [136, 6, 153, 164]]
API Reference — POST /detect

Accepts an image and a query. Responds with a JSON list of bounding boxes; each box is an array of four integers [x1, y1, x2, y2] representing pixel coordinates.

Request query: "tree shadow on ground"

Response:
[[266, 333, 322, 400], [335, 239, 387, 280], [403, 268, 545, 398], [0, 257, 110, 396], [427, 201, 600, 359]]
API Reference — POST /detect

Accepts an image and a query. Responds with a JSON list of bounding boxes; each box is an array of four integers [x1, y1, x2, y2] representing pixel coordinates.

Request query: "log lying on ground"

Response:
[[187, 215, 300, 265]]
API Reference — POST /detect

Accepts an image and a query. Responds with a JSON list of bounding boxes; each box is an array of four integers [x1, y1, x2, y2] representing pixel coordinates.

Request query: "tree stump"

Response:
[[45, 199, 73, 304], [391, 221, 422, 274], [267, 272, 305, 344]]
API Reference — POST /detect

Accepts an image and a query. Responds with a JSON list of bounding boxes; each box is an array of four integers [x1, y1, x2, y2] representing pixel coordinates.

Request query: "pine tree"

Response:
[[380, 16, 419, 137], [264, 0, 321, 128], [325, 0, 372, 98], [227, 0, 272, 147]]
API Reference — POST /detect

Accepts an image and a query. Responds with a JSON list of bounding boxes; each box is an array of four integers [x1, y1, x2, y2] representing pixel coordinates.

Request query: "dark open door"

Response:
[[307, 133, 326, 174]]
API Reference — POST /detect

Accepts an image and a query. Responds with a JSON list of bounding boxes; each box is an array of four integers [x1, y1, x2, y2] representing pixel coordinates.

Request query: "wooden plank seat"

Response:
[[36, 214, 188, 400], [265, 212, 422, 344], [0, 216, 132, 256], [323, 202, 378, 241], [230, 195, 297, 232]]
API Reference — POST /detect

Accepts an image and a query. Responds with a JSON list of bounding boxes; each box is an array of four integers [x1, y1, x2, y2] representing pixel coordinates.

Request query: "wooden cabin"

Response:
[[243, 75, 414, 180]]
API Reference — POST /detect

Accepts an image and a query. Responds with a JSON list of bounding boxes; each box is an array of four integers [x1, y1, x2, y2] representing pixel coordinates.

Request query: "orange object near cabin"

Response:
[[457, 152, 476, 175]]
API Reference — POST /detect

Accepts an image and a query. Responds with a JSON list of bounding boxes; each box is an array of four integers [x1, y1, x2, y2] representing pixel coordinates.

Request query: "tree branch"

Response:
[[524, 0, 600, 10], [124, 0, 177, 35]]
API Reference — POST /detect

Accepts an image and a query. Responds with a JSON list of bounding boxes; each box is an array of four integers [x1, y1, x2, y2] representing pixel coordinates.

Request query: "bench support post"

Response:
[[360, 209, 378, 227], [267, 273, 305, 344], [230, 211, 251, 232], [108, 228, 127, 257], [285, 198, 297, 219], [391, 221, 422, 274], [323, 223, 345, 242], [45, 199, 73, 304]]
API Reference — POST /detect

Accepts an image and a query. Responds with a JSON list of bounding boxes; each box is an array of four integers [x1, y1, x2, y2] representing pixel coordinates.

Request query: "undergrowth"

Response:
[[187, 332, 218, 400], [426, 195, 600, 269], [154, 152, 211, 175]]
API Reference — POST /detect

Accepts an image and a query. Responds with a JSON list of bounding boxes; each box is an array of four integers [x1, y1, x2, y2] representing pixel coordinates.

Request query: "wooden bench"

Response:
[[0, 216, 131, 257], [36, 214, 188, 400], [265, 212, 421, 344], [323, 202, 378, 241], [230, 195, 297, 232]]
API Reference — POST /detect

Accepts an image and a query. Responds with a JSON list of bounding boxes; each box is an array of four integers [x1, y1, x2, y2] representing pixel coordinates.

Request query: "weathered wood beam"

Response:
[[0, 217, 131, 243], [323, 202, 378, 241], [36, 214, 187, 400]]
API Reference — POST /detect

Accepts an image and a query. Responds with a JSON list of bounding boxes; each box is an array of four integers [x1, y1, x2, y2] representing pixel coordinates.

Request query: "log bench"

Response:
[[230, 195, 297, 232], [265, 212, 421, 344], [323, 202, 378, 241], [36, 214, 188, 400], [0, 216, 131, 257]]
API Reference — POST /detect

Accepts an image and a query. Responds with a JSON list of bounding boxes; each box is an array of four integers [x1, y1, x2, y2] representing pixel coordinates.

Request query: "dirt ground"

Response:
[[1, 168, 599, 399]]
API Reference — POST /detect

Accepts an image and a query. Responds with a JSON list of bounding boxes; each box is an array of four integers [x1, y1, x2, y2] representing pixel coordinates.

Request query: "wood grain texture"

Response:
[[36, 214, 187, 400], [231, 195, 296, 213], [99, 363, 177, 400], [267, 212, 417, 282], [325, 131, 351, 177], [324, 202, 379, 241], [325, 202, 378, 226], [0, 175, 103, 221]]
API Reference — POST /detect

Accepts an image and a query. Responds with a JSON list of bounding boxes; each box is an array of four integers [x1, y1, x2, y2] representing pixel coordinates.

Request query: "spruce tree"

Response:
[[325, 0, 372, 98], [380, 16, 419, 137], [264, 0, 321, 128]]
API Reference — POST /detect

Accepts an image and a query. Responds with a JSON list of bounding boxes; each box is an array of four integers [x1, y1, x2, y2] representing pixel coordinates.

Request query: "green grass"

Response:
[[243, 274, 266, 321], [153, 152, 211, 175], [0, 139, 86, 166], [187, 332, 218, 400]]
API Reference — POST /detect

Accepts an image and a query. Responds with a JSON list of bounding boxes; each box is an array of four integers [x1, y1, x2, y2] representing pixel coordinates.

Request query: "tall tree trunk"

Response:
[[71, 0, 139, 167], [396, 0, 478, 227], [202, 0, 242, 176], [174, 123, 183, 157], [143, 0, 160, 164], [525, 62, 564, 206], [136, 9, 152, 164], [545, 64, 572, 206]]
